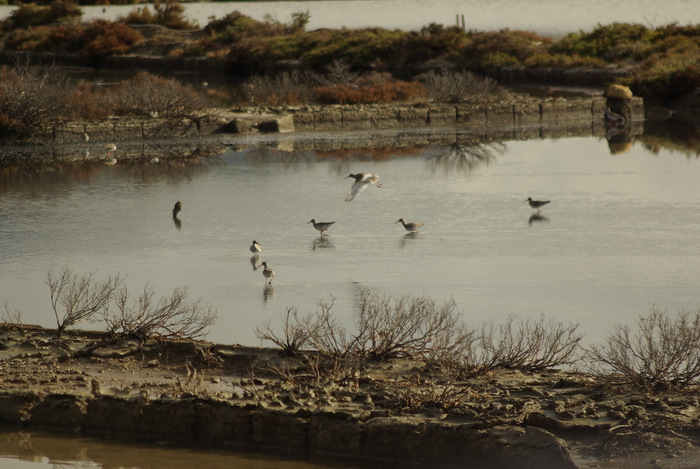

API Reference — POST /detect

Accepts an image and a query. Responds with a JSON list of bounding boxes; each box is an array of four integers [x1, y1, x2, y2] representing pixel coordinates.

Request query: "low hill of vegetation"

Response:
[[0, 1, 699, 102]]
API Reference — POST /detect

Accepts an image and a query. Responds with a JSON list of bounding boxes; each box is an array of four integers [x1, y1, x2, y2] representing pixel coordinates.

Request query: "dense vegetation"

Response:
[[0, 2, 699, 102]]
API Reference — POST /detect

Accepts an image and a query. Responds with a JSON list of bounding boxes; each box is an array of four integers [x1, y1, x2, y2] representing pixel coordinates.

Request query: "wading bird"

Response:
[[172, 201, 182, 218], [345, 173, 382, 202], [250, 240, 262, 254], [261, 261, 275, 284], [395, 218, 424, 233], [525, 197, 550, 213], [307, 219, 335, 236]]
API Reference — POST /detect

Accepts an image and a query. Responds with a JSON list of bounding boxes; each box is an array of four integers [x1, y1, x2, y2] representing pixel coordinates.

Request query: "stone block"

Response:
[[456, 107, 487, 125]]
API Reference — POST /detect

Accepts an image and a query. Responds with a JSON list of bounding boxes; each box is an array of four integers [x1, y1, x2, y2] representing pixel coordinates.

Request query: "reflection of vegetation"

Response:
[[0, 143, 225, 194], [640, 120, 700, 158], [426, 136, 506, 172]]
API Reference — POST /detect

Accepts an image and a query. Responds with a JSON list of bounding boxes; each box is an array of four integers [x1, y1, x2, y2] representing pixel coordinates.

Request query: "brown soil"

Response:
[[2, 325, 700, 469]]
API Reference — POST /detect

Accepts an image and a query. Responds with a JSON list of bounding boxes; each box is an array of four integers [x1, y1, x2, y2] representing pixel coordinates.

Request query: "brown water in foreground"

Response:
[[0, 430, 367, 469]]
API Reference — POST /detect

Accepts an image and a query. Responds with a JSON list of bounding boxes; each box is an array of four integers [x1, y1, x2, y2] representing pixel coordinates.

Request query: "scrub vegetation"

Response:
[[2, 271, 700, 394], [256, 291, 700, 394], [45, 266, 217, 341], [1, 2, 698, 102], [0, 63, 209, 138]]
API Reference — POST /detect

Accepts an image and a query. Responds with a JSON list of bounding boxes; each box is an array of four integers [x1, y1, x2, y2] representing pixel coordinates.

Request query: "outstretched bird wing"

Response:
[[345, 180, 370, 202]]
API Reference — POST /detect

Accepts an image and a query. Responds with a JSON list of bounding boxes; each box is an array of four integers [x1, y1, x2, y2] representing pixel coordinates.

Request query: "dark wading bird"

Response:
[[396, 218, 425, 233], [250, 240, 262, 255], [525, 197, 550, 213], [172, 201, 182, 218], [307, 219, 336, 236], [261, 261, 275, 284], [345, 173, 382, 202]]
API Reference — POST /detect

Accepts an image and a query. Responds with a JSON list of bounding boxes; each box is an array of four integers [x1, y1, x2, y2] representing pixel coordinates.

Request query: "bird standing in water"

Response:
[[525, 197, 550, 213], [261, 261, 275, 284], [396, 218, 424, 233], [250, 240, 262, 255], [308, 219, 335, 236], [345, 173, 382, 202], [172, 201, 182, 218]]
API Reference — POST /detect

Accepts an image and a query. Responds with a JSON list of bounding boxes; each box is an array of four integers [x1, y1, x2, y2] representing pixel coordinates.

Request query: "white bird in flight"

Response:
[[345, 173, 382, 202]]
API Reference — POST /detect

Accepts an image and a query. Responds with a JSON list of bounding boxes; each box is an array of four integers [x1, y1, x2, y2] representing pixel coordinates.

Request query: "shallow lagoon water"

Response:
[[2, 127, 700, 348]]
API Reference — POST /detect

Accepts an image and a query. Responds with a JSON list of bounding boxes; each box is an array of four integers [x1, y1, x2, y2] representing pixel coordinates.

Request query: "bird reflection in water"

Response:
[[173, 216, 182, 229], [263, 284, 274, 303], [312, 235, 334, 251], [528, 213, 550, 225], [399, 231, 420, 249], [250, 255, 262, 270]]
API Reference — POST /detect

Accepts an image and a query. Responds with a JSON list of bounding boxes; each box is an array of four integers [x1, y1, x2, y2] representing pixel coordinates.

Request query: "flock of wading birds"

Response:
[[171, 173, 551, 285]]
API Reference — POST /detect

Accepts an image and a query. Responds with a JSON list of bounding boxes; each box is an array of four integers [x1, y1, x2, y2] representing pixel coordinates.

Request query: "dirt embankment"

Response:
[[45, 94, 644, 145], [2, 326, 700, 469]]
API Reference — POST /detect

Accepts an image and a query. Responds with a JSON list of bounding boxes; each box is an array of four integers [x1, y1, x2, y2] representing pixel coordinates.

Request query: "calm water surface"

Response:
[[2, 128, 700, 347], [0, 430, 364, 469], [1, 0, 699, 38]]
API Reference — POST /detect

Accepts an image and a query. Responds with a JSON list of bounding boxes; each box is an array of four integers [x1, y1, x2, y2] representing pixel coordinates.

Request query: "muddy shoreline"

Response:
[[2, 326, 700, 469]]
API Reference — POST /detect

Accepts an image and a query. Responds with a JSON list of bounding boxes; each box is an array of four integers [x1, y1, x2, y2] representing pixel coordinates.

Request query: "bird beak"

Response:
[[306, 221, 312, 224], [395, 220, 400, 224]]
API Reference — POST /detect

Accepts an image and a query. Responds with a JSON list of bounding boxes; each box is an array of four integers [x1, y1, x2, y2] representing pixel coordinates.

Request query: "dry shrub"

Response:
[[255, 306, 315, 356], [587, 307, 700, 390], [256, 290, 472, 361], [47, 267, 125, 339], [107, 71, 208, 119], [419, 69, 501, 103], [104, 284, 217, 341], [0, 63, 72, 138], [241, 70, 319, 105], [476, 315, 582, 372], [67, 81, 112, 120], [81, 20, 144, 57], [314, 73, 426, 104], [2, 302, 23, 327], [256, 290, 581, 381]]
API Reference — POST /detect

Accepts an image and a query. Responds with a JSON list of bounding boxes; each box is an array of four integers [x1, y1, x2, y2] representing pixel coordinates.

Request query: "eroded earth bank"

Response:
[[2, 327, 700, 469]]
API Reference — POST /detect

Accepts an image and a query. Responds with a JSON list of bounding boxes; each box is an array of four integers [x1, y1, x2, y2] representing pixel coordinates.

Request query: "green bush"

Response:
[[460, 29, 550, 68], [550, 22, 654, 59], [120, 0, 199, 30], [1, 1, 81, 30], [396, 24, 471, 63]]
